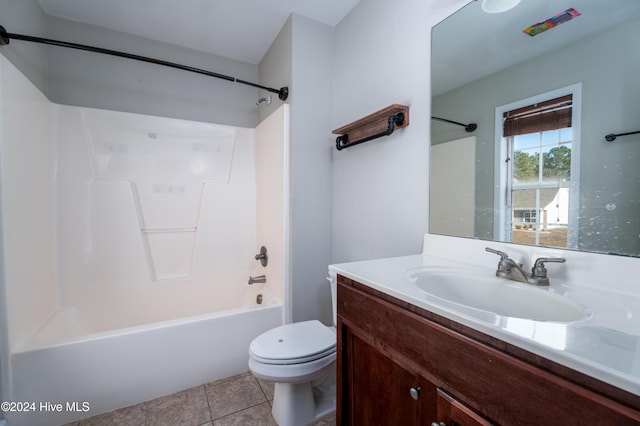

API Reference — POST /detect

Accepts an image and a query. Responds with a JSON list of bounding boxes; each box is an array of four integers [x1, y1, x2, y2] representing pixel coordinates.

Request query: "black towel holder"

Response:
[[332, 104, 410, 151], [335, 113, 405, 151]]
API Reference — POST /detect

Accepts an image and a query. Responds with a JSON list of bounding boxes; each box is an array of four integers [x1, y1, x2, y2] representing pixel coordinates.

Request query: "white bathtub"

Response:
[[6, 294, 282, 426]]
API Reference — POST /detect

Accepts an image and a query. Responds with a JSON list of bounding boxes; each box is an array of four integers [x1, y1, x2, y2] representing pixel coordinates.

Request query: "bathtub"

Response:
[[6, 293, 282, 426]]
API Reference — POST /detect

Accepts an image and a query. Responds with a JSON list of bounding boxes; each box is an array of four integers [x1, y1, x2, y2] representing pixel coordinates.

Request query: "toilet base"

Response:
[[271, 369, 336, 426]]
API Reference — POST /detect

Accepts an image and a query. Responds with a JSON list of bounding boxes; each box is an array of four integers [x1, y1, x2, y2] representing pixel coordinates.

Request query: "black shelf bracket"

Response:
[[332, 104, 410, 151], [336, 113, 405, 151]]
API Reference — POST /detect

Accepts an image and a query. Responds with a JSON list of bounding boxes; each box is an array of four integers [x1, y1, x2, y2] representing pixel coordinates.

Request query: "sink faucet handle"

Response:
[[486, 247, 515, 278], [485, 247, 509, 260], [531, 257, 567, 278]]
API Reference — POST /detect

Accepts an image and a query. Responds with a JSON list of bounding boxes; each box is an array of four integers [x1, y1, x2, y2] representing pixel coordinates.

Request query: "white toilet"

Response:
[[248, 277, 338, 426]]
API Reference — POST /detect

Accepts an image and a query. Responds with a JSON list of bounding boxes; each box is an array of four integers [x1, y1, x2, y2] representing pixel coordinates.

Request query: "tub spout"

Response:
[[248, 275, 266, 285]]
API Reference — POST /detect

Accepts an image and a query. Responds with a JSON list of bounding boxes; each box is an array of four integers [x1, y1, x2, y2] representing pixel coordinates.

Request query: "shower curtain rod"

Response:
[[605, 130, 640, 142], [431, 116, 477, 132], [0, 25, 289, 101]]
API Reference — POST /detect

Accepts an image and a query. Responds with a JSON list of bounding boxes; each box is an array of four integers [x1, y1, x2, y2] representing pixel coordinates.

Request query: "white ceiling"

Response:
[[37, 0, 360, 64]]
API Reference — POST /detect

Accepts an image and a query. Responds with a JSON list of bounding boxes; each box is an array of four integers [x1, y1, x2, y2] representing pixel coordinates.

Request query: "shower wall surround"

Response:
[[0, 54, 56, 352], [54, 105, 257, 328], [1, 54, 287, 352], [63, 107, 237, 282], [254, 105, 289, 306]]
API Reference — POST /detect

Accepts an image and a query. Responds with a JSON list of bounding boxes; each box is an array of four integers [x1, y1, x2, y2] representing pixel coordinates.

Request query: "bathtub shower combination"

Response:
[[0, 56, 287, 426]]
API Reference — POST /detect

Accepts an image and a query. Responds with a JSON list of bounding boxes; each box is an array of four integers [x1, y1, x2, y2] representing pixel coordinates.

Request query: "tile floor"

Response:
[[65, 372, 336, 426]]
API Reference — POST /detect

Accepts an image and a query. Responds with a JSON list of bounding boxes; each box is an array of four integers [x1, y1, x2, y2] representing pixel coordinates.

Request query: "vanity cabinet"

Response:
[[336, 275, 640, 426]]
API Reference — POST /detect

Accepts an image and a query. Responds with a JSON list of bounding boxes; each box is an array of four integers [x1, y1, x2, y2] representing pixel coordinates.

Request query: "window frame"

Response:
[[493, 83, 582, 248]]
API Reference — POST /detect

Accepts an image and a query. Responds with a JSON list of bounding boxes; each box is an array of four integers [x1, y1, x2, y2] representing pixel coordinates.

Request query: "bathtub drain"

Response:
[[256, 293, 263, 304]]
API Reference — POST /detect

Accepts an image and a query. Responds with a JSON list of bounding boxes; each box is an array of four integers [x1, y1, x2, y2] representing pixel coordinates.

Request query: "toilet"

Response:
[[248, 276, 338, 426]]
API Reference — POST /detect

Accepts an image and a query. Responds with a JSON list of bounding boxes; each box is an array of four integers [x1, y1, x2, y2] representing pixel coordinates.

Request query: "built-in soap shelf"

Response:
[[141, 227, 197, 282], [332, 104, 409, 150], [141, 227, 197, 234], [131, 180, 203, 282]]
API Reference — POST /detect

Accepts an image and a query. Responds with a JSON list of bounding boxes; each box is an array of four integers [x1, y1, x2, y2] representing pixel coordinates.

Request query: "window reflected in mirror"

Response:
[[500, 91, 576, 249]]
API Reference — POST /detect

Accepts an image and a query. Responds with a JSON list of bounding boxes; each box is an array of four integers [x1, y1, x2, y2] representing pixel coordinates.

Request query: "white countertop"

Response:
[[329, 252, 640, 397]]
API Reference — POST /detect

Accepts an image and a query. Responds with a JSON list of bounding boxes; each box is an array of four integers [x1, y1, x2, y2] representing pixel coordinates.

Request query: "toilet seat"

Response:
[[249, 320, 336, 365], [249, 350, 336, 383]]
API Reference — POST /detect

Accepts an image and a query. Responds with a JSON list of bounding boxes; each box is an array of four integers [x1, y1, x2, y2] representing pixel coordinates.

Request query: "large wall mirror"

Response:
[[431, 0, 640, 257]]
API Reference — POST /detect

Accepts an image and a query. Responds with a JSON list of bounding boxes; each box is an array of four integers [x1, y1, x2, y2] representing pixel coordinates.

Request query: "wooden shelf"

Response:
[[332, 104, 409, 150]]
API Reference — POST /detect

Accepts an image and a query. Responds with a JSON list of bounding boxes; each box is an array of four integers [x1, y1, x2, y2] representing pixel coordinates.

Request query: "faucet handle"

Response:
[[486, 247, 514, 278], [254, 246, 268, 267], [485, 247, 509, 260], [531, 257, 566, 278], [485, 247, 511, 268]]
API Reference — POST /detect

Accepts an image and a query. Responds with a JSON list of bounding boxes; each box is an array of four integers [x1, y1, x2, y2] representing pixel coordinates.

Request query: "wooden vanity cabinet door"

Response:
[[341, 329, 422, 425], [436, 389, 494, 426]]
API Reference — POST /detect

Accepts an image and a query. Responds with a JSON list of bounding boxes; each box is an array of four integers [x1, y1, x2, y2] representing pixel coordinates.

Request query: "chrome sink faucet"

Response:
[[485, 247, 566, 286]]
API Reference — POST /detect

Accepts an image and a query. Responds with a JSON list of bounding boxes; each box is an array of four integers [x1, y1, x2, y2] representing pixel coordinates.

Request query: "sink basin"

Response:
[[405, 267, 589, 322]]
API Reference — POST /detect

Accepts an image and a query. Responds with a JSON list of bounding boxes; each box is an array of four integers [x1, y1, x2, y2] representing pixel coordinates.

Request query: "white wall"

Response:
[[332, 0, 469, 262], [259, 15, 334, 324], [0, 0, 48, 93], [46, 16, 260, 128], [1, 1, 259, 128], [289, 15, 334, 324], [258, 18, 292, 124]]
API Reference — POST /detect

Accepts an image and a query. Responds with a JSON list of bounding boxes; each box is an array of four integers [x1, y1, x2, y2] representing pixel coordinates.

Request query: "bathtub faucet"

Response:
[[248, 275, 266, 285]]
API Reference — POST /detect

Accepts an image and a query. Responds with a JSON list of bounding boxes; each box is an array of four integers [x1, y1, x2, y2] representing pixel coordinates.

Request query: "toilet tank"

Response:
[[328, 272, 338, 326]]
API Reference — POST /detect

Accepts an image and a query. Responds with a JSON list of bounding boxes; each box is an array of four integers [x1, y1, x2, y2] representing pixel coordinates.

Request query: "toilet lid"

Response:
[[250, 320, 336, 364]]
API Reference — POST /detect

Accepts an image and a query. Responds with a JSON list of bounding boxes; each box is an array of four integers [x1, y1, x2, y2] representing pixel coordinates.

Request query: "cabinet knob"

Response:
[[409, 387, 421, 400], [431, 423, 446, 426]]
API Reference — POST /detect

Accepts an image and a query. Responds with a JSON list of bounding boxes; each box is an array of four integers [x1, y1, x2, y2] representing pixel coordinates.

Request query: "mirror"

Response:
[[430, 0, 640, 257]]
